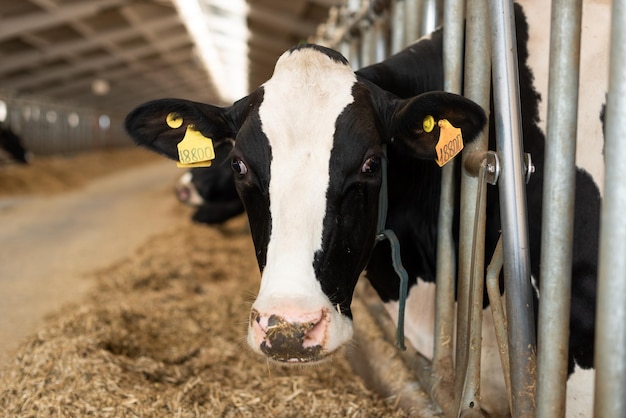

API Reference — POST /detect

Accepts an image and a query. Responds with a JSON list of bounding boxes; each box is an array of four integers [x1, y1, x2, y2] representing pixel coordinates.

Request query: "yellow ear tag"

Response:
[[423, 115, 435, 133], [166, 112, 183, 128], [176, 125, 215, 168], [435, 119, 463, 167]]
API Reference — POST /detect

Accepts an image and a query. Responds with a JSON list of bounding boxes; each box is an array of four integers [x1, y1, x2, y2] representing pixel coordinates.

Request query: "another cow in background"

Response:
[[0, 125, 31, 165], [175, 142, 244, 224]]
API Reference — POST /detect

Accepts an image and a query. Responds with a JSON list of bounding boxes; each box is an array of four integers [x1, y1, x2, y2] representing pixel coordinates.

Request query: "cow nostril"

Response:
[[303, 312, 328, 348], [267, 314, 280, 328], [177, 186, 191, 202]]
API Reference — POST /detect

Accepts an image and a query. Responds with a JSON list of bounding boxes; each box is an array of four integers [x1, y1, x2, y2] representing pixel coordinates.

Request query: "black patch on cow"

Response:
[[231, 89, 273, 271], [313, 83, 385, 318]]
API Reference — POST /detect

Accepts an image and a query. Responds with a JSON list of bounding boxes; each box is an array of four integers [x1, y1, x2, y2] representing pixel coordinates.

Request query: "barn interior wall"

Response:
[[0, 90, 129, 156]]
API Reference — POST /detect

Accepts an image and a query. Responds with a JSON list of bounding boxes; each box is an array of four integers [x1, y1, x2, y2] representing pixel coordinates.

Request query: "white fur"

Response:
[[566, 364, 595, 418], [249, 48, 358, 354]]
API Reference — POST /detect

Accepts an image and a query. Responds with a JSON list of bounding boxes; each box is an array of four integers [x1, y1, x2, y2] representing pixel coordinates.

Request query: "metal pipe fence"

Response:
[[315, 0, 625, 417], [536, 1, 582, 416], [0, 90, 130, 156], [594, 1, 626, 416], [487, 1, 536, 415]]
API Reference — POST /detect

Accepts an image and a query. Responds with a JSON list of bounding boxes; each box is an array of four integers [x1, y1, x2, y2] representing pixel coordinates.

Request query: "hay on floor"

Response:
[[0, 215, 408, 417]]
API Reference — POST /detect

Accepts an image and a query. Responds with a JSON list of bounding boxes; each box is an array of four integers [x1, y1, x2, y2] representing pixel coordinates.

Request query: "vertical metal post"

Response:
[[361, 19, 374, 67], [488, 1, 536, 416], [433, 0, 463, 405], [349, 36, 361, 70], [404, 0, 421, 43], [536, 1, 582, 417], [457, 0, 491, 414], [372, 14, 388, 63], [339, 40, 351, 63], [420, 0, 441, 36], [348, 0, 363, 70], [594, 1, 626, 416], [390, 0, 406, 53]]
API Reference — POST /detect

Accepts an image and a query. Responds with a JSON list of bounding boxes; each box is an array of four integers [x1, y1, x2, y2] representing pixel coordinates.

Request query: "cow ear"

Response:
[[390, 91, 487, 161], [125, 98, 238, 161]]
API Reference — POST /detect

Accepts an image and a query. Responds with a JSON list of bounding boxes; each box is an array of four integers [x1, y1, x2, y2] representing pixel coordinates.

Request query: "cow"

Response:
[[174, 142, 244, 224], [124, 1, 605, 416], [0, 124, 31, 165]]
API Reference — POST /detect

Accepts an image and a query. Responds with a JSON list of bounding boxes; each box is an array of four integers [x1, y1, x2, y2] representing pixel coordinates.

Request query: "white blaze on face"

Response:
[[251, 48, 357, 352]]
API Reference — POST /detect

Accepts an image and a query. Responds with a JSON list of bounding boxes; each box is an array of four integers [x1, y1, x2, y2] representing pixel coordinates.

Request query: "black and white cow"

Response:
[[125, 1, 605, 416], [0, 124, 31, 165], [174, 142, 244, 224]]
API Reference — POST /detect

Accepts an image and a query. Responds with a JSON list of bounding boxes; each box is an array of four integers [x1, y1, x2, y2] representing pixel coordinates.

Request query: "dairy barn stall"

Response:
[[1, 0, 625, 417]]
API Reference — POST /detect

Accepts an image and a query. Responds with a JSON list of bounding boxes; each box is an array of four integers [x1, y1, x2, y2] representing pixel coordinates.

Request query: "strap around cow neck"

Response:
[[375, 145, 409, 351]]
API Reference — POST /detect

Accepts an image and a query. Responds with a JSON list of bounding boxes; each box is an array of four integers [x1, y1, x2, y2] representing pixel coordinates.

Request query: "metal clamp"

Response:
[[463, 150, 535, 185]]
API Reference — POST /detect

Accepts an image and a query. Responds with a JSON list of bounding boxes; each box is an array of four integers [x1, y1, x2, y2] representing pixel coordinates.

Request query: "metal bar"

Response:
[[434, 0, 464, 413], [433, 0, 464, 365], [390, 0, 406, 53], [594, 1, 626, 416], [373, 15, 388, 63], [405, 0, 421, 43], [456, 0, 492, 413], [535, 1, 582, 416], [349, 36, 362, 70], [421, 0, 441, 36], [360, 20, 374, 67], [485, 236, 512, 411], [487, 1, 536, 416]]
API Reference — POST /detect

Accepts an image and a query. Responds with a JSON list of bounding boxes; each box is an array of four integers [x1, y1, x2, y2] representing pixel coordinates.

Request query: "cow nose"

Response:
[[176, 185, 191, 202], [250, 308, 329, 363]]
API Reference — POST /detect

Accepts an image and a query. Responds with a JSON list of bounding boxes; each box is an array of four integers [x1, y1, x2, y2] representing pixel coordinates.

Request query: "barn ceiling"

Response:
[[0, 0, 335, 118]]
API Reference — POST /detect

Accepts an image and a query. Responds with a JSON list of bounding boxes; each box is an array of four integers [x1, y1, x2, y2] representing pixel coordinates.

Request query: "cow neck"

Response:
[[375, 144, 409, 351]]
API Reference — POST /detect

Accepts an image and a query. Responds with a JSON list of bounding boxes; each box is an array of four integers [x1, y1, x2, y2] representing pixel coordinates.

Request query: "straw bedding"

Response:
[[0, 149, 407, 417]]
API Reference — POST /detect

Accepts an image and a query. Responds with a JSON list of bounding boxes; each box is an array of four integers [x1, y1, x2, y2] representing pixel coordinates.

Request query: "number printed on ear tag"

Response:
[[176, 125, 215, 168], [435, 119, 463, 167]]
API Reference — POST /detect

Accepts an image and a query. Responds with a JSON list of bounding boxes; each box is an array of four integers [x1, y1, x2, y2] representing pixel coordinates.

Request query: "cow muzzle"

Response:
[[249, 308, 330, 363]]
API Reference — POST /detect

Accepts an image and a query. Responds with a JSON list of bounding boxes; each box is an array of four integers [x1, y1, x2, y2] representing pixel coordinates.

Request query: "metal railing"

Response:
[[594, 1, 626, 416], [0, 90, 129, 155], [314, 0, 625, 417]]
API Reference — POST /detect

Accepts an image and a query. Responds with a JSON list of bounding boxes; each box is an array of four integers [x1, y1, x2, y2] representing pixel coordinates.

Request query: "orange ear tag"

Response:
[[434, 119, 463, 167]]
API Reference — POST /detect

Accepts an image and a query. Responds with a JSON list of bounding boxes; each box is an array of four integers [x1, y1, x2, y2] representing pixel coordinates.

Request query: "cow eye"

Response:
[[361, 156, 381, 174], [231, 159, 248, 176]]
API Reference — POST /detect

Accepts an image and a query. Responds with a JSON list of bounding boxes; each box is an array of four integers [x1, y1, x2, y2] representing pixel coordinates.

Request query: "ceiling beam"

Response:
[[8, 34, 193, 90], [248, 5, 318, 39], [0, 15, 182, 75], [0, 0, 125, 42]]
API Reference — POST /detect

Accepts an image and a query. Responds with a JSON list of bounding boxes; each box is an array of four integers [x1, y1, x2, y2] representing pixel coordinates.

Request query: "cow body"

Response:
[[175, 143, 244, 224], [125, 1, 604, 416], [0, 125, 31, 165]]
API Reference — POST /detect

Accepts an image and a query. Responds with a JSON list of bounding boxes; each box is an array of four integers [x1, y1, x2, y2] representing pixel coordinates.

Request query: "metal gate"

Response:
[[0, 89, 129, 155], [314, 0, 626, 417]]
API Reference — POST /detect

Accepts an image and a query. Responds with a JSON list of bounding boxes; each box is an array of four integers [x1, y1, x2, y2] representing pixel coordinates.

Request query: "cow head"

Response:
[[125, 44, 486, 364]]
